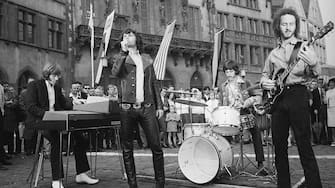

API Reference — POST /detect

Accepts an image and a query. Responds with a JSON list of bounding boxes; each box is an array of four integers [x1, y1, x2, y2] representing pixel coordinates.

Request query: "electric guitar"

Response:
[[262, 21, 334, 113]]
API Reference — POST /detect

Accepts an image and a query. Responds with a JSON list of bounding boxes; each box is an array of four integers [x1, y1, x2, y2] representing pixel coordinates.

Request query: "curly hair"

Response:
[[272, 8, 300, 39], [222, 60, 240, 75], [116, 28, 143, 54]]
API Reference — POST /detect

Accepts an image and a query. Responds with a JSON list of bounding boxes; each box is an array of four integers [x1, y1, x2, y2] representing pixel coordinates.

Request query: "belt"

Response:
[[120, 102, 152, 110], [284, 84, 305, 90]]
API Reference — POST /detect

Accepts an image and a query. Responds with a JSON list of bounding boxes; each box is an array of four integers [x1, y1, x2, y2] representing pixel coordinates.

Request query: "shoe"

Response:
[[75, 173, 99, 185], [331, 142, 335, 147], [161, 144, 168, 148], [0, 165, 8, 170], [52, 180, 64, 188], [1, 160, 12, 165]]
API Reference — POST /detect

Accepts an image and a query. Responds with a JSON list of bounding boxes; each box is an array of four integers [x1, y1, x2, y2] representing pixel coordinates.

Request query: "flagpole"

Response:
[[89, 2, 94, 88]]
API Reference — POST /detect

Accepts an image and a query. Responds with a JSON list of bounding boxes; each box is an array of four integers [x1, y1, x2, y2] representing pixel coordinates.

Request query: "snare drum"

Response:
[[178, 134, 233, 184], [184, 123, 209, 139], [211, 106, 240, 127]]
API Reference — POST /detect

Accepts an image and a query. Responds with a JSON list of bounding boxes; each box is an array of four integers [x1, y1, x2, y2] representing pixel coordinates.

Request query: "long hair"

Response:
[[116, 28, 143, 54], [222, 60, 240, 75], [42, 62, 61, 80], [272, 8, 300, 39]]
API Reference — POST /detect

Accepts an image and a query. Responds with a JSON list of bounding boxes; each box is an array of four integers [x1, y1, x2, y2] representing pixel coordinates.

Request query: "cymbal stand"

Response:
[[254, 116, 277, 183], [234, 128, 258, 178]]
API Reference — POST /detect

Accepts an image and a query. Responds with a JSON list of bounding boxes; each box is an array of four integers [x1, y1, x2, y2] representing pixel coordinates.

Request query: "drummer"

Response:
[[219, 60, 266, 172]]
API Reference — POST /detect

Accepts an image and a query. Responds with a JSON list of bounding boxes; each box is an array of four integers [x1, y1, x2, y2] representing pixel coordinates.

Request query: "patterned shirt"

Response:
[[262, 36, 320, 85]]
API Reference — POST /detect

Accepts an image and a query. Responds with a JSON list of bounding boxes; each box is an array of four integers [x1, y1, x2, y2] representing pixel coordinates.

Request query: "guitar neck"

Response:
[[280, 37, 317, 80]]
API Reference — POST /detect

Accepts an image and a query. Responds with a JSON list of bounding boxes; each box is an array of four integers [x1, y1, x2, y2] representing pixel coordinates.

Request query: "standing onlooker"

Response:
[[202, 86, 211, 102], [20, 77, 36, 155], [3, 85, 20, 155], [205, 90, 219, 123], [0, 82, 10, 170], [165, 105, 180, 148], [325, 78, 335, 146], [311, 78, 327, 144], [158, 88, 169, 148]]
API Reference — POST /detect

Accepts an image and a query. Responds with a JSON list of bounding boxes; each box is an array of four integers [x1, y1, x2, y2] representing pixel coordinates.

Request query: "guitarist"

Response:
[[260, 8, 322, 188]]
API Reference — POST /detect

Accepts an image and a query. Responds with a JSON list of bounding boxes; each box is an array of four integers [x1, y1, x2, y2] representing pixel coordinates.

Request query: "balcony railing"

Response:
[[76, 25, 213, 55]]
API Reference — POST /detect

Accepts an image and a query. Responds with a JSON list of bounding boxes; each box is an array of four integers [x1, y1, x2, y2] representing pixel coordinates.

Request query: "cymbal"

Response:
[[175, 98, 208, 107], [165, 90, 197, 95]]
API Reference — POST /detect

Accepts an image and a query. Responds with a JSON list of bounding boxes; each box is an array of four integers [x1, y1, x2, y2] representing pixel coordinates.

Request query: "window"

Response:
[[48, 19, 63, 49], [217, 12, 228, 29], [233, 15, 243, 31], [250, 46, 261, 65], [0, 3, 3, 36], [262, 21, 270, 35], [235, 44, 245, 64], [223, 42, 229, 61], [18, 9, 35, 43], [248, 18, 257, 33]]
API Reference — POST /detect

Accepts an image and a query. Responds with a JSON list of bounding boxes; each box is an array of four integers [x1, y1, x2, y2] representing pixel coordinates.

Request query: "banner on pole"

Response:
[[153, 20, 176, 80], [212, 28, 225, 88]]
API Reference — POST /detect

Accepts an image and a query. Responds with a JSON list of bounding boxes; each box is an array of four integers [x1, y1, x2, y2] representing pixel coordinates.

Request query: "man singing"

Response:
[[25, 62, 99, 188], [261, 8, 322, 188], [108, 28, 165, 188]]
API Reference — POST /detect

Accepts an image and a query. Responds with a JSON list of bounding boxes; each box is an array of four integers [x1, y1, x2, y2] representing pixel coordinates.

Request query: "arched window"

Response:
[[0, 68, 8, 82], [190, 71, 202, 90], [162, 70, 175, 88], [17, 70, 37, 93]]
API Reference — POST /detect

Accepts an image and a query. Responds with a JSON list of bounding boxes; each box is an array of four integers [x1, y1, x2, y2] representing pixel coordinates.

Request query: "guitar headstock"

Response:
[[311, 21, 334, 43]]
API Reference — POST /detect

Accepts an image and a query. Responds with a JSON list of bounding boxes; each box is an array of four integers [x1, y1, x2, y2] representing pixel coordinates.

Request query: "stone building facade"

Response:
[[0, 0, 71, 91], [75, 0, 275, 90], [0, 0, 331, 93]]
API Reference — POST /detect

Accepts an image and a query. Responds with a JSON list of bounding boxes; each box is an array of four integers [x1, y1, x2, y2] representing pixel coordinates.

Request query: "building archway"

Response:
[[17, 69, 38, 93], [0, 67, 9, 82], [190, 71, 203, 90], [162, 70, 175, 88]]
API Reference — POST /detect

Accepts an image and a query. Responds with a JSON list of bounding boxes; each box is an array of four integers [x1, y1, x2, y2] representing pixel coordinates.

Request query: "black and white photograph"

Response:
[[0, 0, 334, 187]]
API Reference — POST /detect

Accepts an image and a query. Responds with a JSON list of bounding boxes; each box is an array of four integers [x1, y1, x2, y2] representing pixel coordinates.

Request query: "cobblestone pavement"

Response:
[[0, 143, 334, 188]]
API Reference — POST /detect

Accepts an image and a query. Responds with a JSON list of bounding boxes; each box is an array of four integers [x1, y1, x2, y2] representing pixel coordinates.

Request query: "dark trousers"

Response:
[[249, 126, 265, 163], [4, 130, 21, 154], [272, 85, 322, 188], [43, 130, 90, 180], [0, 110, 6, 161], [120, 104, 165, 188]]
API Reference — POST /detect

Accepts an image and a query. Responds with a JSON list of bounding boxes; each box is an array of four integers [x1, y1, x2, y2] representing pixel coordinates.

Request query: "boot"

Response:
[[123, 150, 138, 188]]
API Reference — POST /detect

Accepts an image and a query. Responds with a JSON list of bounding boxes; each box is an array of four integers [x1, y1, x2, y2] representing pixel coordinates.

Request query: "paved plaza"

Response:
[[0, 143, 334, 188]]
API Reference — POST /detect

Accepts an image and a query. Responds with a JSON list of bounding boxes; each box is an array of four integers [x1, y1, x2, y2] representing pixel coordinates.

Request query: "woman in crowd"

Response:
[[325, 78, 335, 146]]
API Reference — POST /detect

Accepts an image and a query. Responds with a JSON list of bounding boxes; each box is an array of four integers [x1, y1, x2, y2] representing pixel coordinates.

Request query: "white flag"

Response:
[[103, 11, 115, 55], [212, 28, 225, 88], [153, 20, 176, 80], [95, 10, 115, 84]]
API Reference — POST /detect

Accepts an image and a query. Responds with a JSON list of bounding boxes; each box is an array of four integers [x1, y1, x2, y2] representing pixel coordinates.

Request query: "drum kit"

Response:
[[168, 90, 276, 185]]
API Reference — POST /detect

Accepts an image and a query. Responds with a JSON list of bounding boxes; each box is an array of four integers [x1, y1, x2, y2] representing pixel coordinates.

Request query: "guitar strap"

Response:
[[283, 41, 302, 84]]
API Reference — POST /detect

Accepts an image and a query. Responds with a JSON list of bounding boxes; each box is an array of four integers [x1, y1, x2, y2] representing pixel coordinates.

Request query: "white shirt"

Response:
[[129, 51, 144, 103], [45, 80, 55, 111]]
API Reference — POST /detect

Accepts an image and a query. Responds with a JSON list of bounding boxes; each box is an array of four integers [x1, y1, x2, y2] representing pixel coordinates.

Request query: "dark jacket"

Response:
[[109, 52, 162, 110], [25, 79, 72, 129]]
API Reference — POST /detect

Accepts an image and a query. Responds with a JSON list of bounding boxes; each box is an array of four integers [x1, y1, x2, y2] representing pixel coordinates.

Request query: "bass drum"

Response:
[[178, 134, 233, 184]]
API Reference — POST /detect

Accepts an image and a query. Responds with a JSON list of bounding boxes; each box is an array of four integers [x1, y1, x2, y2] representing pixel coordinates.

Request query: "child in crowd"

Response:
[[166, 105, 180, 148]]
